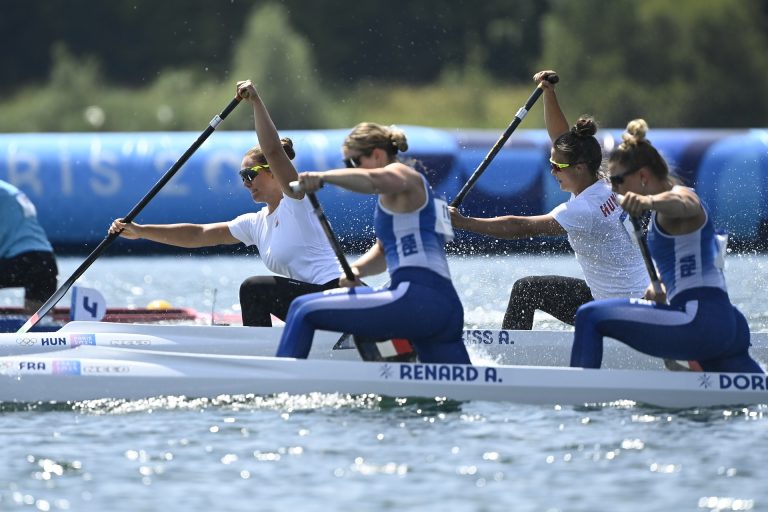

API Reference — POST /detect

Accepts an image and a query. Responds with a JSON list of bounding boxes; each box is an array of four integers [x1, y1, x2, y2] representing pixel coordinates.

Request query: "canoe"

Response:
[[1, 322, 766, 407], [1, 345, 766, 407], [3, 322, 767, 370]]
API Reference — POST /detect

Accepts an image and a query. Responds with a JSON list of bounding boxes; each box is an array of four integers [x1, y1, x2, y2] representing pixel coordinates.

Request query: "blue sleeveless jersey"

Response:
[[277, 174, 469, 364], [374, 175, 451, 279], [647, 200, 726, 301]]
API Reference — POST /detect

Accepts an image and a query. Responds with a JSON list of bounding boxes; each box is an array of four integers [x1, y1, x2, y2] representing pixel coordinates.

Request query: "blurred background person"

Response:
[[0, 179, 58, 315]]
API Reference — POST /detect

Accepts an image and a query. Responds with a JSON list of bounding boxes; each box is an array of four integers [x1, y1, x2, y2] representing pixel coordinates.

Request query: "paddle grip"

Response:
[[289, 179, 324, 194], [543, 73, 559, 84]]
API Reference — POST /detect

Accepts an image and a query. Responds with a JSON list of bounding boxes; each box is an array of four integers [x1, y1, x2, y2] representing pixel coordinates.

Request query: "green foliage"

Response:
[[339, 82, 539, 129], [280, 0, 546, 85], [539, 0, 768, 127], [1, 44, 106, 132], [1, 0, 767, 132], [0, 4, 335, 133], [0, 47, 224, 133], [227, 3, 334, 129]]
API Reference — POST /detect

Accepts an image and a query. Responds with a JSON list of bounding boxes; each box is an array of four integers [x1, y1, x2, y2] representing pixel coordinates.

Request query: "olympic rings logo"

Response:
[[15, 338, 38, 346]]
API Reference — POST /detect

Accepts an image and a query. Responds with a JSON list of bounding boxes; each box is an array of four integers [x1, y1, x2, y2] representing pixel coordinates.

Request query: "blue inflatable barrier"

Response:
[[1, 127, 766, 252]]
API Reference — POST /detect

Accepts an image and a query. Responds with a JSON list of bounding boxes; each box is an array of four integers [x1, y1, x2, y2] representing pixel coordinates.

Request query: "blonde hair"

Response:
[[608, 118, 669, 180], [622, 119, 649, 145], [343, 122, 408, 161]]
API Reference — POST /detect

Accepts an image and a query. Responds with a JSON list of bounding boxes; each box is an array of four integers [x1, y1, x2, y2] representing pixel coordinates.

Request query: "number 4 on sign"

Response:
[[70, 286, 107, 321]]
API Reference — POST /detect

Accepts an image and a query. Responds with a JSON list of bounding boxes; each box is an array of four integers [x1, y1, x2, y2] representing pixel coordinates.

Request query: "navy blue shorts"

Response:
[[0, 251, 58, 302], [276, 267, 471, 364], [571, 287, 763, 373]]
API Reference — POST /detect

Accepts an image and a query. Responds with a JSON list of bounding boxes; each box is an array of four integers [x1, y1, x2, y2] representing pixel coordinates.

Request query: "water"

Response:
[[2, 253, 768, 511]]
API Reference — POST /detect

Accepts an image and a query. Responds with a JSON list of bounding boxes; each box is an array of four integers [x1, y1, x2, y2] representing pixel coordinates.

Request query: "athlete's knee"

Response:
[[239, 277, 255, 300], [574, 300, 601, 327], [286, 293, 325, 323], [734, 307, 751, 346], [240, 275, 276, 296], [284, 296, 305, 321], [511, 276, 541, 299]]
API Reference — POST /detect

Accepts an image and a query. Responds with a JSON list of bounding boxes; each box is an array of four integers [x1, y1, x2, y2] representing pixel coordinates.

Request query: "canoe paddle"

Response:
[[289, 181, 417, 362], [625, 213, 665, 298], [450, 72, 558, 208], [17, 96, 243, 334]]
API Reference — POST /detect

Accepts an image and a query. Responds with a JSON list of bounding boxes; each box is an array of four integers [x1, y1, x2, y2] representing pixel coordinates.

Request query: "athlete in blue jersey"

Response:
[[570, 120, 763, 373], [275, 122, 471, 364], [0, 179, 58, 314]]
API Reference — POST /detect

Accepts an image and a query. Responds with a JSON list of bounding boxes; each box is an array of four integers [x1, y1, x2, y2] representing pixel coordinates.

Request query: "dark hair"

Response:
[[608, 119, 670, 180], [343, 122, 408, 161], [552, 116, 603, 177], [244, 137, 295, 165], [553, 116, 603, 177]]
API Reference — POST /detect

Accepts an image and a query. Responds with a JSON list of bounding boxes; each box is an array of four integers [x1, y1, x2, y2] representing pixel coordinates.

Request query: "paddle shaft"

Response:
[[628, 215, 664, 295], [304, 191, 356, 281], [450, 73, 559, 208], [17, 97, 243, 334]]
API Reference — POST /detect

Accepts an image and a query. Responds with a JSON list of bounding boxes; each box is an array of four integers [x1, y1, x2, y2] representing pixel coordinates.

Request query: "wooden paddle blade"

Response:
[[352, 336, 419, 362]]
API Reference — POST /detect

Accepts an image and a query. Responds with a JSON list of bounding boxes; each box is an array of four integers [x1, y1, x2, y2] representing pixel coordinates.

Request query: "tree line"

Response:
[[1, 0, 767, 130]]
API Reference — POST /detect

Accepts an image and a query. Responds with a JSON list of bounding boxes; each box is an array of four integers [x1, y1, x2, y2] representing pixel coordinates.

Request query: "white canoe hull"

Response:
[[3, 322, 767, 370], [1, 345, 767, 408], [3, 322, 766, 407]]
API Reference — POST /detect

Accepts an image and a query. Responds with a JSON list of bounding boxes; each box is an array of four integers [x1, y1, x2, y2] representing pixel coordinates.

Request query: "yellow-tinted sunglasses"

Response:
[[239, 164, 270, 182]]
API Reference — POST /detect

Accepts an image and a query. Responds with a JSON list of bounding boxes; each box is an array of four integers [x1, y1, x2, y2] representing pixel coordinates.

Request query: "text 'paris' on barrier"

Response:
[[2, 127, 768, 251]]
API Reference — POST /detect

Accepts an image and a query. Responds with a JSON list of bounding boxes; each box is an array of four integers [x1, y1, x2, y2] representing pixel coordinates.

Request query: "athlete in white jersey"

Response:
[[110, 80, 341, 326], [450, 71, 647, 329], [571, 119, 762, 373], [276, 122, 471, 364]]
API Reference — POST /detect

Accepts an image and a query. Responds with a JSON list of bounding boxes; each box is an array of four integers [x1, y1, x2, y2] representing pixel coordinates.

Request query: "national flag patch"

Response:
[[53, 360, 82, 375]]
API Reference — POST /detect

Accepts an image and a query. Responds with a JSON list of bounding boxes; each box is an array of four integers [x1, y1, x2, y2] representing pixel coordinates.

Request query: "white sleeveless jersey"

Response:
[[550, 181, 648, 299], [227, 195, 341, 284]]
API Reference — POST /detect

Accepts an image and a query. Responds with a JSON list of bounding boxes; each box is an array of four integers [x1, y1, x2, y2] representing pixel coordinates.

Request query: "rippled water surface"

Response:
[[2, 254, 767, 511]]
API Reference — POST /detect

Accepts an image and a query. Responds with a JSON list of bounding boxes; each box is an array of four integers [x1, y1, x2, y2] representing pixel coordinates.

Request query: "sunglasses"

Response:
[[608, 167, 641, 186], [239, 164, 270, 183], [343, 154, 365, 168], [549, 158, 581, 172]]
